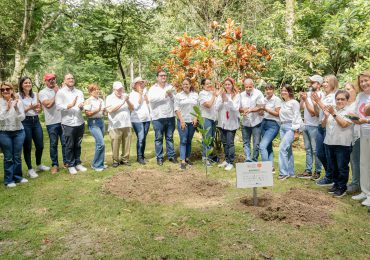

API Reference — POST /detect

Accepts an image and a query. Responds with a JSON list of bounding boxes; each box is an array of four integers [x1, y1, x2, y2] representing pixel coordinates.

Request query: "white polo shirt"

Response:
[[199, 90, 217, 121], [240, 89, 264, 127], [106, 93, 131, 130], [39, 87, 62, 125], [174, 91, 199, 123], [55, 86, 85, 127], [324, 106, 353, 146], [147, 83, 176, 120]]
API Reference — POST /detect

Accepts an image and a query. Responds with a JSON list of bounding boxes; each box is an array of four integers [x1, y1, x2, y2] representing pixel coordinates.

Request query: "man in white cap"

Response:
[[55, 73, 87, 174], [129, 77, 151, 165], [39, 73, 67, 174], [297, 74, 324, 180], [106, 81, 134, 167]]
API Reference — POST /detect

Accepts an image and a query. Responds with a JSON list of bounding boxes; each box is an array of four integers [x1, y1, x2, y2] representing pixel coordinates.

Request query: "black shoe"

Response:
[[157, 159, 163, 166], [143, 157, 149, 163], [333, 189, 346, 198], [180, 162, 186, 170], [169, 158, 178, 164], [185, 159, 193, 165], [120, 161, 131, 166], [112, 162, 119, 168], [328, 186, 338, 194], [137, 158, 146, 165]]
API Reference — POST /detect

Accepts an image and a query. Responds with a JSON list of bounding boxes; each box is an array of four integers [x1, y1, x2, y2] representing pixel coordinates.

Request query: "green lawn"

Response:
[[0, 126, 369, 259]]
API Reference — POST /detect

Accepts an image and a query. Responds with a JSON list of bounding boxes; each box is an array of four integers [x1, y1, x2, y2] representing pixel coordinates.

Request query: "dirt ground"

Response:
[[104, 170, 337, 226]]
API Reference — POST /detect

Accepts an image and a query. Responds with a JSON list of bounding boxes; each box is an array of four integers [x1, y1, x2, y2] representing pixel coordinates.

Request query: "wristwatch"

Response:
[[333, 114, 337, 118]]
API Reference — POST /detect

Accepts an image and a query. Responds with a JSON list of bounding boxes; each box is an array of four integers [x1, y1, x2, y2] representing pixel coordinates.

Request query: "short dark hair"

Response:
[[18, 76, 34, 98], [335, 90, 350, 100], [264, 83, 275, 90], [156, 70, 166, 76], [200, 78, 210, 86], [281, 83, 294, 99]]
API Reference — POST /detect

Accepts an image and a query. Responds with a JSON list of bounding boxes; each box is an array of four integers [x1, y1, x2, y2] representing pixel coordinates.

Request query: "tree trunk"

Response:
[[130, 57, 134, 83], [285, 0, 295, 48]]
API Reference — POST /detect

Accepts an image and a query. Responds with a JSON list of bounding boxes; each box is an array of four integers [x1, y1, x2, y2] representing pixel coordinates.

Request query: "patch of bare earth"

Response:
[[103, 169, 229, 208], [235, 187, 338, 226]]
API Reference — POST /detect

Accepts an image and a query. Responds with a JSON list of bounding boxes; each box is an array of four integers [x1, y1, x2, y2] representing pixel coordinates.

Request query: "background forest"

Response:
[[1, 0, 369, 92]]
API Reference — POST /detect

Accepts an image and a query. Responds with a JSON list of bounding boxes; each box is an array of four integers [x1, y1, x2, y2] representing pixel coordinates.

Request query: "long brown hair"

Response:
[[182, 78, 195, 92], [324, 75, 338, 92], [223, 76, 238, 98], [357, 71, 370, 92]]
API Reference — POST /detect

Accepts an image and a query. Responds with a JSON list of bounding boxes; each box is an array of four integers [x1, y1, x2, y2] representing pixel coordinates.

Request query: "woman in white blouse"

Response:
[[129, 77, 151, 165], [19, 77, 50, 178], [278, 84, 302, 180], [215, 77, 240, 171], [84, 84, 106, 171], [0, 82, 27, 187], [174, 78, 199, 170], [322, 90, 353, 197]]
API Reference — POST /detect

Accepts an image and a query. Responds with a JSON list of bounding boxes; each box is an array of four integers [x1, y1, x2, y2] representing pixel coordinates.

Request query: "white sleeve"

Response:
[[55, 91, 68, 111], [292, 101, 303, 130], [224, 94, 240, 111], [174, 94, 180, 112], [129, 92, 140, 110]]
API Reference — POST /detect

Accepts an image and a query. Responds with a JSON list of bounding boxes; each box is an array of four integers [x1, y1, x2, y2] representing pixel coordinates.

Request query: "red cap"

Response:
[[44, 73, 56, 81]]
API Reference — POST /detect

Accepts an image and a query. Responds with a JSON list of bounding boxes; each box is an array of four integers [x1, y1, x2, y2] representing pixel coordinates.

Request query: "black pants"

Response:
[[220, 128, 236, 164], [62, 123, 84, 167]]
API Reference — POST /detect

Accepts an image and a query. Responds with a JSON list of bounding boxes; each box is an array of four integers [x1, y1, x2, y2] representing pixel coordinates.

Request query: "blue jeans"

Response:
[[241, 123, 262, 162], [278, 123, 295, 177], [326, 145, 351, 191], [260, 119, 280, 163], [88, 118, 105, 169], [302, 125, 322, 173], [177, 120, 196, 160], [152, 117, 176, 160], [132, 121, 150, 160], [22, 116, 44, 169], [220, 128, 236, 164], [0, 130, 25, 185], [202, 118, 216, 158], [316, 125, 332, 181], [350, 138, 360, 186], [46, 123, 66, 167]]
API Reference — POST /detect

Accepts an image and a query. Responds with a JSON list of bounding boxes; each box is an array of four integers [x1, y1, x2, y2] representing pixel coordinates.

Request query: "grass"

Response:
[[0, 125, 369, 259]]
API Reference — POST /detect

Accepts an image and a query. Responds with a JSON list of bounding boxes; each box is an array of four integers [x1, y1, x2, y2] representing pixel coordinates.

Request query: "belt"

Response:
[[281, 120, 292, 124], [25, 115, 38, 119]]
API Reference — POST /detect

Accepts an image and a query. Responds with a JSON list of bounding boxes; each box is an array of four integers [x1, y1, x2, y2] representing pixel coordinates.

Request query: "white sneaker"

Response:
[[218, 161, 228, 168], [94, 168, 104, 172], [27, 169, 39, 178], [76, 164, 87, 172], [225, 164, 234, 171], [37, 164, 50, 171], [68, 167, 77, 175], [361, 198, 370, 207], [20, 178, 29, 183], [6, 183, 16, 188], [352, 192, 367, 201]]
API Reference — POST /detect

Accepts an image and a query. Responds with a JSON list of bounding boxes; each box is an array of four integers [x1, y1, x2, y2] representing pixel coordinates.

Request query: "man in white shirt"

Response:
[[39, 73, 66, 174], [298, 75, 324, 179], [55, 74, 87, 174], [147, 70, 177, 166], [106, 81, 133, 168], [239, 78, 264, 162]]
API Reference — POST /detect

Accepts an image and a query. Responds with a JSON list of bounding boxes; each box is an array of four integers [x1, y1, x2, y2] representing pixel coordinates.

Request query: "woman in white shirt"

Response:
[[215, 77, 240, 171], [350, 71, 370, 206], [84, 84, 105, 171], [322, 90, 353, 197], [0, 82, 27, 187], [278, 84, 302, 180], [259, 83, 281, 170], [129, 77, 151, 165], [19, 77, 50, 178], [174, 78, 199, 170]]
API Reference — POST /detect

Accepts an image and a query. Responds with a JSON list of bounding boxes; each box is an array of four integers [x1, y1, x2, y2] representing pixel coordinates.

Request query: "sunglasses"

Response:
[[48, 78, 56, 82], [1, 88, 12, 92]]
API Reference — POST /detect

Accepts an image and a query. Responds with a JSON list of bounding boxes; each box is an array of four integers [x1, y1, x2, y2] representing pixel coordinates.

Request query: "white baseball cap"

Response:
[[113, 81, 124, 90]]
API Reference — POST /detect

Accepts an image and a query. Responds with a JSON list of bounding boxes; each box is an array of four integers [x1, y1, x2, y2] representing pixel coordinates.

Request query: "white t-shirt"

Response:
[[303, 91, 323, 126], [174, 91, 199, 123], [84, 96, 105, 119], [324, 106, 353, 146], [355, 92, 370, 139], [199, 90, 217, 121], [215, 93, 240, 131], [39, 87, 62, 125], [20, 94, 39, 117], [106, 93, 131, 130], [147, 83, 176, 120], [240, 89, 264, 127], [263, 95, 281, 122], [129, 89, 151, 123], [279, 99, 303, 130]]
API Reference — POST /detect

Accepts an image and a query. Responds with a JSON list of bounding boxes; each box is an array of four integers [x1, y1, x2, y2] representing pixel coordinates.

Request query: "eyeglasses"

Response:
[[158, 74, 167, 77], [0, 88, 12, 92], [48, 78, 56, 82], [336, 98, 347, 101]]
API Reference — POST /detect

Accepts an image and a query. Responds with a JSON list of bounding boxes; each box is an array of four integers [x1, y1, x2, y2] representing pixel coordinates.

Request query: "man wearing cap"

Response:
[[106, 81, 134, 167], [129, 77, 151, 165], [297, 75, 324, 179], [147, 70, 177, 166], [39, 73, 67, 174], [55, 73, 87, 174]]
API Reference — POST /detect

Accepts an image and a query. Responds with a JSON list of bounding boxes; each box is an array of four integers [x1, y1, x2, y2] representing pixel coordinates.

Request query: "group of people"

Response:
[[0, 70, 369, 207]]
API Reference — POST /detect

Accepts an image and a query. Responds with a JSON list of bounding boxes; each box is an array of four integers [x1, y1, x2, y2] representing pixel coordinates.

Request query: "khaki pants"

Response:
[[360, 135, 370, 198], [109, 127, 131, 163]]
